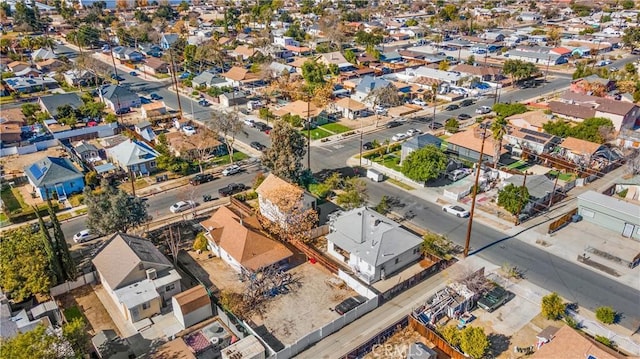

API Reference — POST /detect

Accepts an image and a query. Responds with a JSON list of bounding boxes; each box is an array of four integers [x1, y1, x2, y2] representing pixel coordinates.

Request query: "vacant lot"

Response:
[[0, 146, 67, 175], [56, 285, 120, 337]]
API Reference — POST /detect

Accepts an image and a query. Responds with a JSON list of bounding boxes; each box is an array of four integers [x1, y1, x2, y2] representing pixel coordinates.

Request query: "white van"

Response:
[[367, 169, 384, 182]]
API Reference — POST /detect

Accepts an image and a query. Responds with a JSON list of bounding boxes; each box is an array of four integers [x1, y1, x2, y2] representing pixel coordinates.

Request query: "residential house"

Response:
[[334, 97, 367, 120], [63, 69, 95, 87], [142, 57, 169, 75], [548, 101, 596, 122], [7, 61, 30, 73], [273, 36, 299, 47], [569, 75, 616, 95], [4, 76, 58, 93], [531, 324, 628, 359], [112, 47, 144, 62], [229, 45, 259, 60], [219, 91, 248, 107], [171, 286, 212, 329], [180, 318, 234, 357], [352, 75, 395, 103], [557, 136, 618, 164], [164, 131, 225, 159], [451, 64, 502, 82], [446, 125, 507, 165], [200, 205, 294, 273], [401, 134, 443, 162], [404, 66, 466, 86], [92, 233, 182, 324], [141, 102, 167, 119], [317, 51, 353, 71], [577, 191, 640, 240], [35, 58, 65, 72], [107, 139, 159, 175], [506, 110, 552, 132], [134, 120, 156, 142], [23, 156, 85, 200], [160, 33, 180, 50], [74, 141, 101, 162], [222, 66, 262, 87], [326, 207, 423, 284], [38, 93, 83, 118], [30, 48, 57, 61], [255, 173, 316, 225], [480, 31, 506, 42], [549, 47, 572, 58], [99, 85, 140, 112], [1, 292, 63, 339], [593, 98, 639, 130], [139, 44, 163, 58], [92, 329, 148, 359], [504, 127, 561, 155], [266, 61, 295, 78], [193, 72, 230, 89], [502, 174, 558, 216], [0, 114, 25, 144], [517, 12, 543, 21], [272, 100, 329, 124], [505, 50, 566, 66]]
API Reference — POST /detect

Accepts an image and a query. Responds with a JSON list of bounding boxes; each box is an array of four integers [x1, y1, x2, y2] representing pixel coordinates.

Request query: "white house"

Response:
[[171, 286, 212, 329], [273, 36, 299, 47], [92, 233, 182, 325], [326, 207, 423, 284], [99, 85, 140, 112]]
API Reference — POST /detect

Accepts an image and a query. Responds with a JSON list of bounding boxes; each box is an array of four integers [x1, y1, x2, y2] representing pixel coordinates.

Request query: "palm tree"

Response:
[[491, 117, 508, 168]]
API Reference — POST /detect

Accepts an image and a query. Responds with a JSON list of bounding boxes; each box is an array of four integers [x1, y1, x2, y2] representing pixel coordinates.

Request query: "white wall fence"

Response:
[[267, 296, 379, 359], [361, 159, 425, 188], [338, 269, 378, 299], [0, 139, 59, 157], [50, 271, 97, 297]]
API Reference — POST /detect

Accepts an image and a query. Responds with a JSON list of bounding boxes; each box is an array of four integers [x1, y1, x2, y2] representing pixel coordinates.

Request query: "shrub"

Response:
[[541, 292, 565, 320], [595, 306, 616, 324], [193, 232, 208, 252], [564, 315, 579, 329], [595, 335, 613, 348], [68, 194, 84, 207]]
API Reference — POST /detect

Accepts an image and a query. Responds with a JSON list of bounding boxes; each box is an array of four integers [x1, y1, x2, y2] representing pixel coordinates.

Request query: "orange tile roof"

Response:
[[173, 286, 210, 315], [560, 136, 601, 156], [446, 125, 507, 155], [272, 100, 324, 118], [223, 66, 259, 82], [532, 326, 626, 359], [201, 206, 293, 271], [334, 97, 366, 111]]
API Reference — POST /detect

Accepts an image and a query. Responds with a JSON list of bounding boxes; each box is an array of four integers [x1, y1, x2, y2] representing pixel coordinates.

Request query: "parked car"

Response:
[[460, 99, 475, 107], [362, 142, 374, 150], [139, 96, 152, 104], [218, 183, 246, 197], [254, 122, 271, 133], [222, 164, 241, 176], [190, 173, 215, 185], [478, 286, 510, 312], [447, 169, 469, 182], [129, 71, 138, 76], [411, 99, 427, 106], [335, 295, 367, 315], [414, 116, 434, 123], [250, 141, 267, 151], [170, 200, 196, 213], [150, 93, 162, 100], [179, 72, 191, 79], [244, 119, 255, 127], [198, 99, 211, 107], [406, 128, 422, 136], [632, 49, 640, 55], [385, 121, 402, 128], [609, 66, 618, 72], [457, 113, 471, 120], [445, 104, 459, 111], [110, 74, 125, 82], [442, 204, 470, 218], [182, 125, 196, 136], [115, 107, 130, 115], [475, 106, 491, 114], [29, 220, 53, 234], [391, 133, 408, 141], [73, 229, 97, 243]]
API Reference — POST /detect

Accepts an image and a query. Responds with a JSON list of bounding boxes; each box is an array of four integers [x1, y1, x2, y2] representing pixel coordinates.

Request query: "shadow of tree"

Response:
[[488, 333, 511, 357]]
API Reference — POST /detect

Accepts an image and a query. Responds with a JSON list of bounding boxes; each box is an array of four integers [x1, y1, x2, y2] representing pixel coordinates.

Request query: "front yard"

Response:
[[0, 186, 25, 213], [364, 146, 403, 172], [301, 127, 332, 140], [321, 122, 351, 134]]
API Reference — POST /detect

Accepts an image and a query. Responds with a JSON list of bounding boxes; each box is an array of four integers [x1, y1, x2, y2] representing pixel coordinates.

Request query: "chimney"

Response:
[[146, 268, 157, 280]]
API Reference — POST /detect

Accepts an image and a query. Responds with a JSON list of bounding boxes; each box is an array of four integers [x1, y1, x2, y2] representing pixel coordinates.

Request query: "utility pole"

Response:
[[306, 97, 311, 170], [168, 48, 184, 118], [543, 55, 551, 86], [129, 168, 136, 197], [463, 123, 489, 257], [515, 171, 528, 225], [431, 83, 437, 130], [548, 172, 560, 208]]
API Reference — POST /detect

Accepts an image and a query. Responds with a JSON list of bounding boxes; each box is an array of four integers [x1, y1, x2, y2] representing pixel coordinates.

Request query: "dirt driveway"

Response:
[[56, 285, 120, 337]]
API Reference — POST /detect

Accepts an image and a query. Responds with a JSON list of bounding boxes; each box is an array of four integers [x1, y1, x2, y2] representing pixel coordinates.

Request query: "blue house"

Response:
[[160, 33, 180, 50], [24, 157, 85, 200]]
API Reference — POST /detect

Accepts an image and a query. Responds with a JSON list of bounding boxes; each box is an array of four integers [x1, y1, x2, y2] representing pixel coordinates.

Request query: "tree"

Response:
[[541, 292, 565, 320], [491, 117, 508, 168], [0, 324, 63, 359], [438, 4, 459, 22], [445, 118, 460, 133], [465, 55, 475, 65], [48, 199, 76, 282], [438, 59, 450, 71], [208, 110, 244, 164], [262, 121, 307, 183], [543, 117, 614, 143], [623, 27, 640, 50], [177, 0, 189, 12], [21, 103, 40, 121], [365, 84, 402, 125], [35, 208, 63, 285], [84, 180, 150, 235], [502, 59, 538, 84], [547, 27, 562, 47], [374, 195, 390, 214], [621, 0, 635, 9], [492, 103, 527, 119], [63, 318, 90, 356], [0, 227, 51, 302], [344, 49, 356, 64], [13, 0, 41, 32], [284, 21, 306, 42], [497, 183, 529, 215], [354, 30, 383, 46], [193, 232, 208, 251], [336, 177, 368, 209], [301, 60, 328, 89], [258, 108, 275, 123], [440, 325, 460, 346], [401, 145, 447, 182], [421, 232, 453, 259], [183, 128, 221, 173], [595, 306, 616, 324], [459, 326, 489, 359], [258, 185, 318, 243]]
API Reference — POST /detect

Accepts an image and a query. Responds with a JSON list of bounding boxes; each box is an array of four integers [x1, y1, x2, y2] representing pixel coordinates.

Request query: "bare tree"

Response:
[[365, 83, 403, 126], [164, 226, 182, 266], [183, 128, 221, 173], [257, 186, 318, 243], [208, 110, 244, 164]]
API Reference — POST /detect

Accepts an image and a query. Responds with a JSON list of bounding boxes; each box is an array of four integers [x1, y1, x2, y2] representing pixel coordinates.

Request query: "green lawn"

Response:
[[321, 123, 351, 134], [369, 150, 403, 172], [506, 160, 532, 172], [387, 178, 415, 190], [64, 306, 83, 322], [301, 127, 332, 140], [549, 170, 575, 181], [1, 187, 25, 213], [211, 151, 249, 166]]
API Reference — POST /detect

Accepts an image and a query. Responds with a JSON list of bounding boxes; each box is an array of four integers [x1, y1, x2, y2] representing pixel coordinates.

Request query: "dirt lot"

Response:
[[56, 285, 120, 337], [1, 146, 67, 176], [249, 261, 357, 347], [180, 250, 245, 294]]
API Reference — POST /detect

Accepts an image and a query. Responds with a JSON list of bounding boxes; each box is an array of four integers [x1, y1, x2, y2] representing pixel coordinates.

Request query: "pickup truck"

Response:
[[477, 286, 510, 312], [190, 173, 215, 185], [218, 183, 246, 197]]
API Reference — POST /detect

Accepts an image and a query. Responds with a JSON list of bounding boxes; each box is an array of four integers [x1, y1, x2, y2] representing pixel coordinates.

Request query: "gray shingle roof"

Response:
[[39, 93, 83, 117], [503, 174, 556, 200], [403, 134, 443, 151], [355, 75, 393, 94], [23, 156, 83, 187], [327, 207, 422, 267], [100, 85, 137, 103]]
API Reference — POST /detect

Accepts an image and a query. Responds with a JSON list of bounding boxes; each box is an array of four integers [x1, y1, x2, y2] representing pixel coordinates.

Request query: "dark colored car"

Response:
[[632, 49, 640, 55], [335, 295, 367, 315], [29, 221, 53, 234], [139, 96, 152, 104], [190, 173, 215, 185], [414, 116, 434, 123], [460, 99, 475, 107], [218, 183, 247, 197], [250, 141, 267, 151], [445, 104, 459, 111], [477, 286, 510, 312], [198, 99, 211, 107], [150, 93, 162, 100], [362, 142, 374, 150], [110, 74, 125, 82], [115, 107, 130, 115], [457, 113, 471, 120], [385, 121, 402, 128], [254, 122, 272, 133]]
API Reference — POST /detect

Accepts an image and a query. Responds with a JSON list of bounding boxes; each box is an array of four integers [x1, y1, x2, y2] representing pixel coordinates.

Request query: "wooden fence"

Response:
[[408, 315, 466, 359], [548, 208, 578, 234]]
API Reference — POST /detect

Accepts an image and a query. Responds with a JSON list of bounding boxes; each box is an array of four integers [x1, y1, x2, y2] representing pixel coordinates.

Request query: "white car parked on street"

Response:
[[391, 133, 408, 141], [442, 204, 470, 218], [170, 200, 196, 213]]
